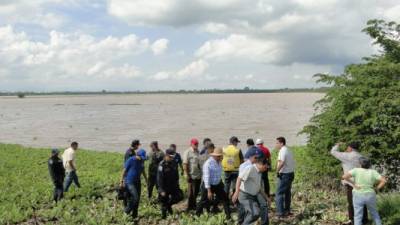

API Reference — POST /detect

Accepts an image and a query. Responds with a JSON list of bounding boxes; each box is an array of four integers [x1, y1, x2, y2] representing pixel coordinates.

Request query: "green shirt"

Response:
[[350, 168, 382, 194]]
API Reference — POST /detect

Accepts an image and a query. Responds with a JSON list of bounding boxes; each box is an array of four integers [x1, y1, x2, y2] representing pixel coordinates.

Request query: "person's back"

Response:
[[222, 144, 242, 172], [351, 168, 382, 194], [125, 156, 142, 184], [158, 159, 179, 192], [49, 155, 65, 182], [343, 157, 386, 225]]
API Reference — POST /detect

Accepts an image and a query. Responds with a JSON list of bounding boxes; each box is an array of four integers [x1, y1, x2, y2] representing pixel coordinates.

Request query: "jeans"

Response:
[[196, 182, 231, 218], [224, 171, 238, 201], [187, 178, 201, 210], [353, 192, 381, 225], [346, 185, 368, 224], [275, 172, 294, 216], [125, 182, 140, 218], [238, 191, 269, 225], [64, 171, 81, 192]]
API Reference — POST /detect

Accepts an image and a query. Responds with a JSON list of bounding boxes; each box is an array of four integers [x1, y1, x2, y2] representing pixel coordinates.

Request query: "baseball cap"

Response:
[[51, 148, 59, 155], [165, 148, 176, 157], [245, 146, 263, 159], [230, 136, 240, 144], [255, 138, 264, 145], [191, 138, 199, 145]]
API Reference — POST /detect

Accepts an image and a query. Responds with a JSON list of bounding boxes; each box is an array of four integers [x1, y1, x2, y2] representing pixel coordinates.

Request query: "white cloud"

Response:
[[151, 38, 169, 55], [195, 34, 282, 63], [201, 22, 228, 34], [150, 59, 209, 81], [151, 71, 170, 81], [177, 59, 209, 78], [0, 0, 66, 28], [0, 25, 167, 84]]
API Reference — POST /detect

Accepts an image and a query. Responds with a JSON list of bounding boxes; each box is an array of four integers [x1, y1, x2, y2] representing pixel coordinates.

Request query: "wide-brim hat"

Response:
[[210, 147, 223, 156]]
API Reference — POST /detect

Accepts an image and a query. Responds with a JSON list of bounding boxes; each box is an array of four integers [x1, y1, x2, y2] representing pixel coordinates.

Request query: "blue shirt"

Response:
[[136, 148, 147, 169], [202, 157, 222, 189], [124, 157, 142, 184]]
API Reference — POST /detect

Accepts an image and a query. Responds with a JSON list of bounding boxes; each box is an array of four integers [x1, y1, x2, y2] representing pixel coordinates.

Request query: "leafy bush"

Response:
[[378, 193, 400, 225], [301, 19, 400, 190]]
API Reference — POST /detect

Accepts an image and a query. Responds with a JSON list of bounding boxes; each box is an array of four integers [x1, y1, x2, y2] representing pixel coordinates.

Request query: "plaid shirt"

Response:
[[202, 157, 222, 189]]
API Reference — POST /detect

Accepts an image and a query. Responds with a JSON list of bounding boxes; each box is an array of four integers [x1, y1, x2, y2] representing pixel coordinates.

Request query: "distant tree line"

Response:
[[0, 87, 329, 97]]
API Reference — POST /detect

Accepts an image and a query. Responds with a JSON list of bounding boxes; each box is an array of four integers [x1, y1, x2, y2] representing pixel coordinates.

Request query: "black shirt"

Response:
[[157, 160, 179, 193], [48, 156, 65, 184]]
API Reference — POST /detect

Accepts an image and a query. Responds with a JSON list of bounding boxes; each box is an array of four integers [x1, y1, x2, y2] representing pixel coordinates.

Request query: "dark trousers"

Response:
[[196, 182, 231, 218], [53, 181, 64, 202], [346, 185, 368, 224], [64, 171, 80, 192], [275, 172, 294, 216], [148, 174, 158, 199], [224, 171, 238, 200], [261, 171, 270, 197], [187, 178, 201, 210], [159, 189, 183, 218], [125, 181, 140, 218]]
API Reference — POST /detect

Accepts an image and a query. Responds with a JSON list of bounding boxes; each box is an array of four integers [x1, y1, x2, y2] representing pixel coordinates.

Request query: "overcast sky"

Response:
[[0, 0, 399, 91]]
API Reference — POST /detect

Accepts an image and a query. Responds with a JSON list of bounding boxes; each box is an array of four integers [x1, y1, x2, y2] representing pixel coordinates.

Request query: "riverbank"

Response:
[[1, 143, 398, 225]]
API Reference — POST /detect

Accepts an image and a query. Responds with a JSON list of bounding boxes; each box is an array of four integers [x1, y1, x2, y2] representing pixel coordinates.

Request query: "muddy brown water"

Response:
[[0, 93, 323, 153]]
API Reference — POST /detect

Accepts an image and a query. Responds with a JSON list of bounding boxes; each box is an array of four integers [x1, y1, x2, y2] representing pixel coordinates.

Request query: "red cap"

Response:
[[190, 138, 199, 145]]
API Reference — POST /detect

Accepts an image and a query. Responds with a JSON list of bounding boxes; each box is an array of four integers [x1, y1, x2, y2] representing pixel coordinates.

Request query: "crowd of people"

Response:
[[46, 137, 387, 225]]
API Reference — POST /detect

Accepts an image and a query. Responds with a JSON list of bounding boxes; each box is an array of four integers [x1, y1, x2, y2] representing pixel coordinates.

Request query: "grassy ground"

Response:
[[0, 143, 398, 225]]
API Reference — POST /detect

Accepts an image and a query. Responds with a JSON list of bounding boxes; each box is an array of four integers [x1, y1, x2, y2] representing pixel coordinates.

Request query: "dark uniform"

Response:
[[48, 154, 65, 202], [157, 159, 183, 218], [148, 150, 165, 199]]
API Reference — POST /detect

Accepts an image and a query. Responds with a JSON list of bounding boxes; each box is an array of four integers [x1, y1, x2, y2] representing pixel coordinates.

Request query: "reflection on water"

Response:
[[0, 93, 323, 153]]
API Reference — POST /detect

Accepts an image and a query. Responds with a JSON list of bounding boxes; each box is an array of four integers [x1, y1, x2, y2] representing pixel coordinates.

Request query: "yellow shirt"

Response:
[[222, 145, 241, 171]]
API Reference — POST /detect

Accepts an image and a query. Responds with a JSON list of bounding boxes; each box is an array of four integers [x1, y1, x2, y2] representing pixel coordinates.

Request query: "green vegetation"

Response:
[[301, 19, 400, 190], [1, 143, 399, 224]]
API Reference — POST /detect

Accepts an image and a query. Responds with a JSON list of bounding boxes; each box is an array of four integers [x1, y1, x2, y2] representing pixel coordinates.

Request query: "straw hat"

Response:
[[210, 147, 223, 156]]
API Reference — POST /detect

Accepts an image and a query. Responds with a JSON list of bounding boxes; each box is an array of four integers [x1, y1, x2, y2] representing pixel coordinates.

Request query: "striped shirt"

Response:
[[202, 157, 222, 189]]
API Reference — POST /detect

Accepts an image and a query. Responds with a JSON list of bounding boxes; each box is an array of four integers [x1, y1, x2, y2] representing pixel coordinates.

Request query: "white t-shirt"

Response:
[[62, 147, 76, 172], [239, 164, 262, 196], [278, 146, 295, 173]]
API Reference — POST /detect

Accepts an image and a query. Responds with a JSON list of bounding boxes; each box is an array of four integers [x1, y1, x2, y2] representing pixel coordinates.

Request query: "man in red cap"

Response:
[[183, 138, 202, 211]]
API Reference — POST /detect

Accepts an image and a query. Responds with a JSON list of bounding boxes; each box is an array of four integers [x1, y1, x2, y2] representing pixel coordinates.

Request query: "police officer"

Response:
[[48, 148, 65, 202], [157, 149, 183, 218]]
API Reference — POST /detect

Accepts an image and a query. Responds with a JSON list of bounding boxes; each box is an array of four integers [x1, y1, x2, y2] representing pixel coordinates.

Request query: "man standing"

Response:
[[170, 144, 184, 175], [62, 142, 81, 192], [120, 152, 143, 219], [157, 149, 183, 219], [200, 138, 212, 155], [232, 146, 264, 225], [256, 138, 272, 197], [196, 147, 231, 219], [48, 148, 65, 202], [331, 142, 368, 225], [183, 138, 202, 211], [222, 136, 244, 201], [236, 158, 269, 225], [148, 141, 164, 199], [275, 137, 295, 218], [124, 140, 147, 206]]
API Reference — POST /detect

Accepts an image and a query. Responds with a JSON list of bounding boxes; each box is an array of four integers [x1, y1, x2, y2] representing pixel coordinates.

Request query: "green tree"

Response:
[[302, 19, 400, 190]]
